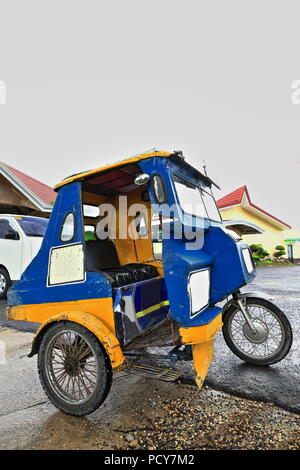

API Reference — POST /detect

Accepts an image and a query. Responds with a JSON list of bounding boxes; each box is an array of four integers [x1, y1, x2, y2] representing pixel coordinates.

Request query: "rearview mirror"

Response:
[[134, 173, 150, 186]]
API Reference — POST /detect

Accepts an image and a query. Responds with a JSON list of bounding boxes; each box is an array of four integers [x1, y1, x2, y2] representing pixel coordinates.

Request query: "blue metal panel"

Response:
[[135, 277, 169, 330], [113, 277, 169, 345], [162, 226, 255, 327], [140, 157, 256, 328], [8, 182, 112, 307]]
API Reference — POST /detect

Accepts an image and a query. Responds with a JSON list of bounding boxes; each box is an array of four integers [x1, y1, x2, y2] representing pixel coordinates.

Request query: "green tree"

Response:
[[274, 245, 286, 259], [250, 244, 270, 260]]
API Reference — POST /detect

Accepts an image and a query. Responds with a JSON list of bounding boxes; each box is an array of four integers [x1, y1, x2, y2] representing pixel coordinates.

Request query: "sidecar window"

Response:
[[83, 205, 100, 218], [201, 190, 222, 222], [60, 213, 75, 242], [174, 178, 207, 218]]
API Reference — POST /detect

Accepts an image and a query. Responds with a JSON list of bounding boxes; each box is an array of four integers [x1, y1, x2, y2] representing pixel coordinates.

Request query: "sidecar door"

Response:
[[139, 157, 214, 329]]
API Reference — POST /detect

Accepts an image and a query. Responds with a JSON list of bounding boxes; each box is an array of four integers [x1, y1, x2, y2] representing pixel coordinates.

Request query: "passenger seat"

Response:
[[85, 239, 157, 287]]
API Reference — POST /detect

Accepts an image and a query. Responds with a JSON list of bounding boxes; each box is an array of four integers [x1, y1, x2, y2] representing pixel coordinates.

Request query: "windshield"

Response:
[[174, 177, 221, 222], [15, 216, 48, 237]]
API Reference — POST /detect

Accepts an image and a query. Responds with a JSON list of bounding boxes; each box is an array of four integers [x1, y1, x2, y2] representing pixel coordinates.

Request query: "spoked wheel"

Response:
[[222, 297, 293, 366], [38, 321, 112, 416]]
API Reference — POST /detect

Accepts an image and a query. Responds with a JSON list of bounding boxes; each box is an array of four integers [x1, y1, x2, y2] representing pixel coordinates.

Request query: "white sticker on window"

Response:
[[49, 244, 84, 285]]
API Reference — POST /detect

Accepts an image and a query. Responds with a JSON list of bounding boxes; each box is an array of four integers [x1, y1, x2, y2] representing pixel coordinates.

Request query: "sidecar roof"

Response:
[[54, 149, 219, 191]]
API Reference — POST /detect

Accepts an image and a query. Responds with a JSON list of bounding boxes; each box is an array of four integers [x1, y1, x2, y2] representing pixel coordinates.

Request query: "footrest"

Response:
[[126, 363, 182, 382]]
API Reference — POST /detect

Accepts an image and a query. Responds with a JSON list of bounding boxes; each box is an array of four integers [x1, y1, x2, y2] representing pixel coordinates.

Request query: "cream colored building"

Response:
[[217, 186, 300, 262]]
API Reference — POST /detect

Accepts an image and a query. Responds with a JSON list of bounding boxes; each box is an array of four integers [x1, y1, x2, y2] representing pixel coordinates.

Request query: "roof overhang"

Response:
[[223, 219, 265, 235], [0, 163, 53, 212], [219, 186, 291, 230], [243, 204, 291, 230]]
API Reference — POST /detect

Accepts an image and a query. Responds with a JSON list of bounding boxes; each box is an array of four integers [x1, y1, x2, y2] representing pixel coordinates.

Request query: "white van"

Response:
[[0, 215, 48, 299]]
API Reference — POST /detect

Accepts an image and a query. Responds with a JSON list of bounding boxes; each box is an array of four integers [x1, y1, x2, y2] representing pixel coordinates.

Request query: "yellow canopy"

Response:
[[54, 150, 172, 190]]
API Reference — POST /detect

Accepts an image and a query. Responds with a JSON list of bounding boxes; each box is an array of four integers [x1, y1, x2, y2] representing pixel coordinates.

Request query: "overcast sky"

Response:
[[0, 0, 299, 228]]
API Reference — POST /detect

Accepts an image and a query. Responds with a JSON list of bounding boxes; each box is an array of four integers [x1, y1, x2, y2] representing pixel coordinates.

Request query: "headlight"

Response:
[[189, 269, 210, 317], [242, 248, 254, 274]]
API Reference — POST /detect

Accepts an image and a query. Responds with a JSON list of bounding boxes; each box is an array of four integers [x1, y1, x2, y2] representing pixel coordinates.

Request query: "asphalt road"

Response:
[[0, 265, 299, 413], [200, 265, 300, 413]]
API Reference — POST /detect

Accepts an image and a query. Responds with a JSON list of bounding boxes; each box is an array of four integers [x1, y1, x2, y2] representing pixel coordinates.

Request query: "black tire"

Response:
[[222, 297, 293, 366], [0, 268, 10, 299], [38, 321, 112, 416]]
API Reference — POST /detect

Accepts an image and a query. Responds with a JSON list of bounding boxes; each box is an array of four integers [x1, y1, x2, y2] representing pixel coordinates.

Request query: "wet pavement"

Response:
[[206, 264, 300, 413], [0, 264, 299, 449], [159, 265, 299, 413], [0, 346, 299, 450]]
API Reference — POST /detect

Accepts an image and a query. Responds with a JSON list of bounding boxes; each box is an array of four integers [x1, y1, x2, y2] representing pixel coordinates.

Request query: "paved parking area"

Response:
[[202, 265, 300, 413], [1, 265, 299, 413]]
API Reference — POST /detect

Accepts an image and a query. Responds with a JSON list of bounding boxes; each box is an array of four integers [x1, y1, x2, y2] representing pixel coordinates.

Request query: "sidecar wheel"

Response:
[[38, 321, 112, 416], [222, 298, 293, 366]]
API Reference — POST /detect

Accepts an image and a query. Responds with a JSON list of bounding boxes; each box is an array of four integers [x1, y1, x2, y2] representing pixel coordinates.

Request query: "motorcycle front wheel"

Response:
[[222, 297, 293, 366]]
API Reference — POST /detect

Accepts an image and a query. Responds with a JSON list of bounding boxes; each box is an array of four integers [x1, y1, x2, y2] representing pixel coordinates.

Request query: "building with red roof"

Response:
[[217, 185, 300, 261], [0, 162, 56, 217]]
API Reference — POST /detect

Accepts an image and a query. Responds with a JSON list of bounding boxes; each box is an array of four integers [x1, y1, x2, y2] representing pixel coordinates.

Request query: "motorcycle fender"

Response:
[[222, 291, 273, 314]]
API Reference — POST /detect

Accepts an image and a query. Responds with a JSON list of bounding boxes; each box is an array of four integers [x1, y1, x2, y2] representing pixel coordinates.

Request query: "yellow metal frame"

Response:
[[54, 150, 172, 190], [8, 298, 125, 369], [179, 313, 223, 344], [32, 312, 125, 369]]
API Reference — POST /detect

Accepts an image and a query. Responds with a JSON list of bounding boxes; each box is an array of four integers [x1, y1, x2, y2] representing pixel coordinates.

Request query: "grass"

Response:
[[255, 260, 293, 266]]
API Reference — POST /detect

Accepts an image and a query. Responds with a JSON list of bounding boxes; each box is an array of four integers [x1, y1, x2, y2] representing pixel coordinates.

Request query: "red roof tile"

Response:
[[1, 162, 56, 205], [217, 185, 248, 209], [217, 185, 291, 228]]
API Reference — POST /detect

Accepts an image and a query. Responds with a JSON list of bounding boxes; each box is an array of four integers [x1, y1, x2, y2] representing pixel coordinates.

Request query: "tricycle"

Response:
[[7, 150, 293, 415]]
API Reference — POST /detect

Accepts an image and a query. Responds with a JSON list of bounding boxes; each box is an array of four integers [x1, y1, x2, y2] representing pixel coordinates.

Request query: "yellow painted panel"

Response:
[[179, 313, 223, 344], [8, 297, 116, 333], [82, 192, 109, 206], [30, 311, 125, 369], [114, 192, 138, 265], [192, 340, 214, 388]]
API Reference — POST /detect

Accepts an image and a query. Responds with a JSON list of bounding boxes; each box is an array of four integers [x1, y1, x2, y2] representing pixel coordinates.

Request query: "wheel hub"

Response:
[[64, 356, 80, 376], [243, 320, 268, 343]]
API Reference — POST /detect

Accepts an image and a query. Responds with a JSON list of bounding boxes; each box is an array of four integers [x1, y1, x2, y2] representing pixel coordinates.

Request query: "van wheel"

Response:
[[0, 268, 10, 299], [38, 321, 112, 416]]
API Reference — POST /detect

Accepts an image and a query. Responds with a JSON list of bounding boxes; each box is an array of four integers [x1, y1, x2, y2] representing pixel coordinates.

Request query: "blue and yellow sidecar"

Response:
[[7, 150, 292, 416]]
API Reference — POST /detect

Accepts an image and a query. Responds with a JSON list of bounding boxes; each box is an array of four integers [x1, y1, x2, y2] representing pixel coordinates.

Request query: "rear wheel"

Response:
[[0, 268, 10, 299], [222, 297, 293, 366], [38, 321, 112, 416]]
